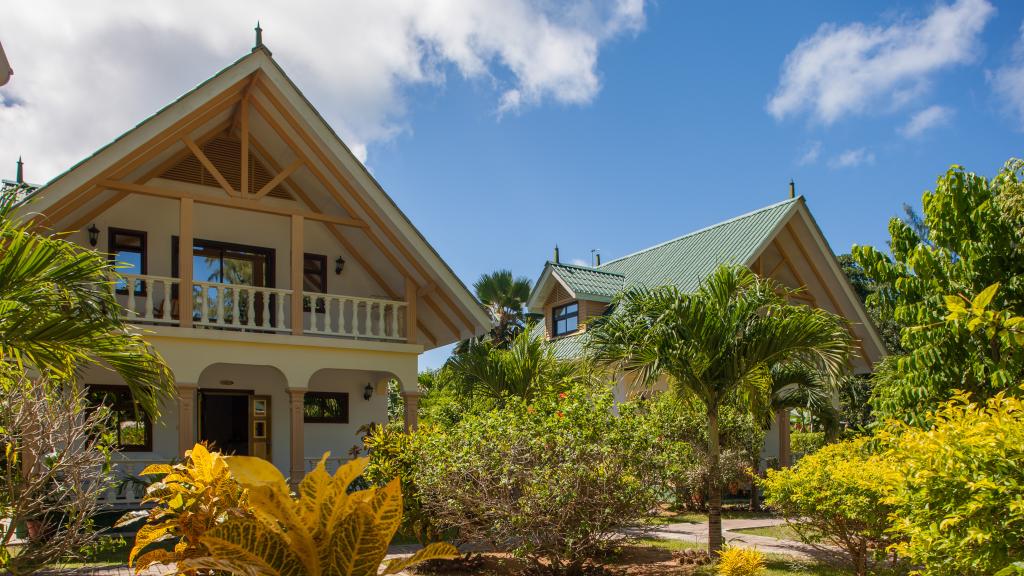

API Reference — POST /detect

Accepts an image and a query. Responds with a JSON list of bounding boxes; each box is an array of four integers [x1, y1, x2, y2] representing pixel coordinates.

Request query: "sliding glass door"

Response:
[[173, 237, 276, 325]]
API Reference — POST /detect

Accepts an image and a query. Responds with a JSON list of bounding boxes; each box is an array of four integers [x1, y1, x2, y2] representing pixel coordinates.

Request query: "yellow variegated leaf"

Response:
[[187, 443, 214, 483], [367, 478, 403, 541], [325, 507, 365, 576], [380, 542, 460, 575], [183, 518, 310, 576], [333, 457, 369, 493], [227, 455, 291, 493], [133, 548, 177, 571], [138, 463, 173, 476], [128, 523, 173, 567]]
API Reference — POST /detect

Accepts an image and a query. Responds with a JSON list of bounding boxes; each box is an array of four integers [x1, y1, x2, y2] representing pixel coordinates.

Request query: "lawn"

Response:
[[644, 506, 774, 525], [731, 523, 812, 542], [638, 538, 844, 576]]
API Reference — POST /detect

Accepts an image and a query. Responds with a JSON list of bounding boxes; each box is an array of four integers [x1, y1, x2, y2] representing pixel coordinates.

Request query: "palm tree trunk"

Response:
[[707, 402, 724, 555]]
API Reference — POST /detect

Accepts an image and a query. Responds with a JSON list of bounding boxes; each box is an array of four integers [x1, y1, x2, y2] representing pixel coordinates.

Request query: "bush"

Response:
[[716, 546, 766, 576], [790, 431, 825, 458], [415, 382, 669, 575], [364, 421, 440, 544], [881, 391, 1024, 576], [760, 438, 899, 576]]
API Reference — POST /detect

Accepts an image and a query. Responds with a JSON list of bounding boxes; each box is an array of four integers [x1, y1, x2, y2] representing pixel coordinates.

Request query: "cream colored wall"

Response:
[[304, 370, 390, 463]]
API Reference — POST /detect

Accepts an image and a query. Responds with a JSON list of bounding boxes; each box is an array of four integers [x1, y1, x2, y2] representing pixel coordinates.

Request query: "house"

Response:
[[12, 39, 490, 504], [526, 196, 886, 468]]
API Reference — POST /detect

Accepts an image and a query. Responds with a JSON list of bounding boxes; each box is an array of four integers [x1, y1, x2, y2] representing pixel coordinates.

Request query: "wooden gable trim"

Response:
[[184, 136, 237, 197], [252, 75, 479, 336]]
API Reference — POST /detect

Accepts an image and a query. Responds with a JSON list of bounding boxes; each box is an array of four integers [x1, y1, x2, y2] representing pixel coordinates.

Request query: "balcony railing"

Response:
[[114, 274, 408, 342]]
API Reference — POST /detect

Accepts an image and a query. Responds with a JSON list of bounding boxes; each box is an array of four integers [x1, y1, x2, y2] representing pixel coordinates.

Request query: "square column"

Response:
[[177, 383, 197, 457], [288, 388, 306, 485], [401, 391, 422, 431], [776, 408, 792, 468]]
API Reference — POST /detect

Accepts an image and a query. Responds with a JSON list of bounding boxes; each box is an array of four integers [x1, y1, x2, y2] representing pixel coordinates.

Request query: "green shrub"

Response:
[[881, 391, 1024, 576], [716, 546, 765, 576], [415, 382, 668, 575], [363, 422, 440, 545], [760, 438, 899, 576], [790, 431, 825, 457]]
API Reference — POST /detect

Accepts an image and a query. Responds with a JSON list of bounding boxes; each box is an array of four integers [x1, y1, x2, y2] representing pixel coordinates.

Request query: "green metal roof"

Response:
[[597, 197, 799, 292], [548, 262, 624, 300]]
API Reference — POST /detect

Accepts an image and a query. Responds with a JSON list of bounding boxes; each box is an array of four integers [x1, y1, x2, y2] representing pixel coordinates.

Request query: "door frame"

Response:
[[198, 388, 254, 456]]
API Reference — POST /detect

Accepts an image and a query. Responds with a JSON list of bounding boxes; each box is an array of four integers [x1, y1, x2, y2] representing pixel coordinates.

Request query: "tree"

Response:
[[852, 159, 1024, 425], [472, 269, 532, 347], [0, 187, 173, 417], [586, 265, 850, 554], [445, 328, 584, 406], [837, 254, 903, 354]]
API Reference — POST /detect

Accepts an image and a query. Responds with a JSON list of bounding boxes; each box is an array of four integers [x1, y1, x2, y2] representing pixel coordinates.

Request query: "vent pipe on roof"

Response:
[[554, 245, 560, 264], [591, 248, 600, 267], [596, 252, 601, 266], [15, 157, 23, 184], [789, 179, 795, 199]]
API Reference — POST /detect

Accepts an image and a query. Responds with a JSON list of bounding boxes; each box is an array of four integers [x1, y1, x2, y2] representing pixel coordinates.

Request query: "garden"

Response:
[[0, 158, 1023, 575]]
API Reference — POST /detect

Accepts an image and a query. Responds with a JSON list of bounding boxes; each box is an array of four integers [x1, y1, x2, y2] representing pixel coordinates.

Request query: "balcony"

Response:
[[115, 273, 409, 342]]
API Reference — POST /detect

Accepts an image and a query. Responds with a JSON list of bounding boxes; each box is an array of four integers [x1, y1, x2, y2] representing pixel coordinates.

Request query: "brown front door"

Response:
[[199, 391, 250, 455]]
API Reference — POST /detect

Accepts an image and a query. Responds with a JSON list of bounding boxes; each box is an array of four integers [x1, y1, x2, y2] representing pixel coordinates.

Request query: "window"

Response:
[[86, 385, 152, 451], [303, 392, 349, 423], [303, 253, 327, 313], [109, 228, 147, 295], [552, 302, 579, 337]]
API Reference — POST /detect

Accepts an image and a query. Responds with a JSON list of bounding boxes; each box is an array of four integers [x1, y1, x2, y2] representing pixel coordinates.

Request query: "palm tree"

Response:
[[446, 328, 581, 405], [473, 269, 532, 347], [0, 186, 173, 417], [586, 265, 850, 554]]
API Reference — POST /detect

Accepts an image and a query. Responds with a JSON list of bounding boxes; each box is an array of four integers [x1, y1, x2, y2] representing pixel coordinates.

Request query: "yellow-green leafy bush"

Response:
[[364, 422, 440, 545], [121, 443, 248, 575], [881, 391, 1024, 576], [716, 546, 765, 576], [761, 438, 898, 576], [180, 454, 458, 576]]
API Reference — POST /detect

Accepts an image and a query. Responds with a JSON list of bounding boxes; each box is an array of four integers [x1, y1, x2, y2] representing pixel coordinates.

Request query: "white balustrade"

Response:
[[192, 281, 292, 333], [98, 458, 166, 507], [115, 274, 179, 324], [302, 291, 407, 341]]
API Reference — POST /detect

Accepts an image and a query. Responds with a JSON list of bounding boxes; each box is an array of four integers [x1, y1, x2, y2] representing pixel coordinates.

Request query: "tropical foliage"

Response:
[[179, 454, 458, 576], [120, 443, 248, 574], [760, 439, 899, 576], [586, 264, 850, 553], [716, 546, 766, 576], [852, 159, 1024, 425], [880, 391, 1024, 576], [472, 269, 533, 347], [415, 382, 668, 575], [363, 422, 440, 545], [0, 187, 173, 417]]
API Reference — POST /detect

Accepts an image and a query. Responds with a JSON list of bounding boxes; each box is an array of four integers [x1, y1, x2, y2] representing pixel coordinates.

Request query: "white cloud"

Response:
[[899, 105, 954, 137], [0, 1, 645, 182], [569, 258, 589, 267], [798, 141, 822, 165], [768, 0, 993, 124], [829, 148, 875, 169], [991, 23, 1024, 130]]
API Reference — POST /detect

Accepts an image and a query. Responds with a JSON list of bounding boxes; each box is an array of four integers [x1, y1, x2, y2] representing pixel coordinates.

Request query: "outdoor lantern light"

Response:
[[88, 223, 100, 247], [335, 256, 346, 275], [363, 382, 374, 401]]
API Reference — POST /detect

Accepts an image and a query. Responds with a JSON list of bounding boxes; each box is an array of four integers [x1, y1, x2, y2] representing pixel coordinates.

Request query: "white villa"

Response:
[[12, 41, 490, 504]]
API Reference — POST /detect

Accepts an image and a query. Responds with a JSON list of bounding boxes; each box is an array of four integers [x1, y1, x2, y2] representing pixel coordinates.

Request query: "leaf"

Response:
[[380, 542, 461, 575], [138, 463, 173, 476], [972, 283, 1000, 313], [226, 454, 290, 492], [128, 523, 173, 567], [133, 548, 177, 571], [184, 518, 309, 576]]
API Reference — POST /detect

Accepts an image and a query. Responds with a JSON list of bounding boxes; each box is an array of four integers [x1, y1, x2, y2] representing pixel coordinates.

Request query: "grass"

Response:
[[731, 523, 811, 542], [638, 538, 845, 576], [644, 508, 774, 525]]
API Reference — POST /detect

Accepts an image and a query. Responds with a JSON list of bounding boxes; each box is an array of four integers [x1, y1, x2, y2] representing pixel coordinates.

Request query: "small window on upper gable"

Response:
[[552, 302, 579, 337]]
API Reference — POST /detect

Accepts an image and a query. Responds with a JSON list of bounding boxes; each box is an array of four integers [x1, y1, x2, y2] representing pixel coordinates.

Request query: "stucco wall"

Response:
[[304, 369, 390, 463]]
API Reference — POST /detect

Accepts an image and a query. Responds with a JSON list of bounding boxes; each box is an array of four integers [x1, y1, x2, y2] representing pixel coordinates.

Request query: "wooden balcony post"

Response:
[[179, 198, 193, 328], [401, 391, 422, 431], [291, 215, 303, 335], [776, 408, 792, 468], [405, 279, 417, 343]]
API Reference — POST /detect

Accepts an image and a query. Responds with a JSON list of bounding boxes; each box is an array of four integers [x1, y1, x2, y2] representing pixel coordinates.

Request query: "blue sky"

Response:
[[363, 1, 1024, 368], [2, 1, 1023, 370]]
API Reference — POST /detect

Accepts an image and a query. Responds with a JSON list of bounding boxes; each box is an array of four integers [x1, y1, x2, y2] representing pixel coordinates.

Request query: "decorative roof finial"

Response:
[[554, 245, 560, 264], [255, 21, 263, 49], [15, 156, 23, 184], [789, 179, 795, 199]]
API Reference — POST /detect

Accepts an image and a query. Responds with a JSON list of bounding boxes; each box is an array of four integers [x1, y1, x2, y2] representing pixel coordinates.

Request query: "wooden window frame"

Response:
[[303, 392, 349, 424], [552, 301, 580, 337], [108, 228, 148, 296], [303, 253, 327, 313], [86, 384, 153, 452]]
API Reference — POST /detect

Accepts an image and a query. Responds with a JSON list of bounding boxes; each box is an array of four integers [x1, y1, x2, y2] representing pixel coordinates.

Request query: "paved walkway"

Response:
[[634, 517, 835, 561]]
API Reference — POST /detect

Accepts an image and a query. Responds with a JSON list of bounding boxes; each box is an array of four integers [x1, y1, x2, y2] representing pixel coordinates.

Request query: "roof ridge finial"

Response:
[[789, 179, 795, 199], [16, 156, 23, 184], [254, 21, 263, 50]]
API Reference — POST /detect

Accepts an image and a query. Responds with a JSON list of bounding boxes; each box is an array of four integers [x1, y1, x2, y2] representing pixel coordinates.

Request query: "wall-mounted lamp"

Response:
[[87, 223, 100, 247], [335, 256, 346, 275], [363, 382, 374, 401]]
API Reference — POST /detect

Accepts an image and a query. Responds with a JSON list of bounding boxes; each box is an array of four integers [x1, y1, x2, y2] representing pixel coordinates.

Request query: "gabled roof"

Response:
[[598, 197, 799, 292], [18, 45, 491, 348], [526, 261, 624, 310]]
